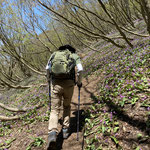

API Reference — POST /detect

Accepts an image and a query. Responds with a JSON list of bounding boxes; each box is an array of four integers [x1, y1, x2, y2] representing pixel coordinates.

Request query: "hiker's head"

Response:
[[58, 45, 76, 53]]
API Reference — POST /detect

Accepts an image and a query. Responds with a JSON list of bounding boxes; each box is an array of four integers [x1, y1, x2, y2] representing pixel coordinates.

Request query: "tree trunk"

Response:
[[140, 0, 150, 34]]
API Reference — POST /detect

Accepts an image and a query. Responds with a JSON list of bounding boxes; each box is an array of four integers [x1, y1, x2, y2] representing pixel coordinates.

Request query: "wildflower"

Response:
[[113, 111, 116, 114], [105, 139, 108, 143], [105, 85, 110, 89], [120, 95, 124, 99], [114, 133, 119, 137], [110, 112, 113, 121]]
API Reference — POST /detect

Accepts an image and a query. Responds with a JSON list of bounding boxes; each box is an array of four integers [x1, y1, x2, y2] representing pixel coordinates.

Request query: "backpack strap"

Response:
[[49, 53, 56, 68], [50, 53, 55, 62]]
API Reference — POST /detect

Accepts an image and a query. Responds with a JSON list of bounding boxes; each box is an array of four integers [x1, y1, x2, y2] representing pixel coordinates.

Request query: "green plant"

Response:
[[26, 137, 45, 150]]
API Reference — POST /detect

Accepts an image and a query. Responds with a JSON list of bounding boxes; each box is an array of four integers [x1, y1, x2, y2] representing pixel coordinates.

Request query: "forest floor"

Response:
[[1, 69, 149, 150], [0, 74, 100, 150]]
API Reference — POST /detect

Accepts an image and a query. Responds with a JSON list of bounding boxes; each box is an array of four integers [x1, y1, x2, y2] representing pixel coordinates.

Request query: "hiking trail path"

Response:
[[5, 75, 100, 150], [58, 75, 99, 150]]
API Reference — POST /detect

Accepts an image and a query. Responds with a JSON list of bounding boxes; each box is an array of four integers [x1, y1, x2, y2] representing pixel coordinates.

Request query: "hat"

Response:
[[58, 45, 76, 53]]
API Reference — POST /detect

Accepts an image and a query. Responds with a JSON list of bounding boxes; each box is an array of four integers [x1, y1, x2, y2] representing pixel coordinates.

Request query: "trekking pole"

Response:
[[77, 86, 81, 141], [82, 124, 85, 150], [48, 79, 51, 112]]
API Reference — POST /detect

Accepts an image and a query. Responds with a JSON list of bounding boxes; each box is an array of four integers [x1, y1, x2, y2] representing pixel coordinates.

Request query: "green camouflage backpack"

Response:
[[50, 49, 75, 79]]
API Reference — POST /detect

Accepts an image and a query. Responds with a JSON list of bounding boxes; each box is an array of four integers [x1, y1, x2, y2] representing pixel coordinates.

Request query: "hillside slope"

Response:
[[82, 32, 150, 149], [0, 21, 150, 150]]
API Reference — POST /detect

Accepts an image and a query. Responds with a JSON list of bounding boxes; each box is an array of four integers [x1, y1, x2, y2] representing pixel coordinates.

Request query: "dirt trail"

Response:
[[1, 75, 100, 150], [48, 75, 99, 150], [58, 75, 99, 150]]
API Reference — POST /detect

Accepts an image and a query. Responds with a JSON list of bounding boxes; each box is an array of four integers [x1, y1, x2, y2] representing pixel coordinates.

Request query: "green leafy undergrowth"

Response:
[[83, 40, 150, 149], [0, 78, 50, 141], [0, 122, 11, 137], [0, 138, 16, 150], [26, 137, 45, 150]]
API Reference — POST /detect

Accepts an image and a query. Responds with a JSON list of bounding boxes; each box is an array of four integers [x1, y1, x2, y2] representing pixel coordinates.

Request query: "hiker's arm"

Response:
[[75, 55, 83, 87], [46, 63, 51, 82], [46, 69, 50, 82], [77, 64, 83, 86], [46, 55, 53, 82]]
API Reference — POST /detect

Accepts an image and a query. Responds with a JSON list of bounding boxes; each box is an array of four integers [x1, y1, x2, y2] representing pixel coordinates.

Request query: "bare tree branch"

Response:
[[97, 0, 133, 48]]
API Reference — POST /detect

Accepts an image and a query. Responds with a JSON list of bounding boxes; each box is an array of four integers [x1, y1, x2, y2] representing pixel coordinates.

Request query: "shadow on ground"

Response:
[[83, 86, 150, 146], [84, 85, 150, 133]]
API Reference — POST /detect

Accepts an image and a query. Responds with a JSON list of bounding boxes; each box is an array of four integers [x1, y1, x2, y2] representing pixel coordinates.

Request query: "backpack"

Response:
[[50, 49, 75, 79]]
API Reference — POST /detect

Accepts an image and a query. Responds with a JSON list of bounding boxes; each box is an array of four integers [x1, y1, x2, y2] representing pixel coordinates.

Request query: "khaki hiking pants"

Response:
[[48, 79, 75, 133]]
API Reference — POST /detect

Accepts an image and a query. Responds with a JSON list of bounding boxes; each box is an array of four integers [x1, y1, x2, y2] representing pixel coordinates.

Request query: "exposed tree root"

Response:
[[39, 83, 47, 87], [0, 102, 44, 112], [0, 115, 22, 120], [0, 103, 27, 112], [0, 102, 44, 120]]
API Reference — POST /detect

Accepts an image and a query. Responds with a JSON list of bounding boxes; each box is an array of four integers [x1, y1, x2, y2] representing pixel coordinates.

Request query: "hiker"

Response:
[[46, 45, 83, 147]]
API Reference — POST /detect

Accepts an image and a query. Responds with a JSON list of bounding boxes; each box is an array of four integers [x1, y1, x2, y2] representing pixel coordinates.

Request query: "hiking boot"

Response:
[[47, 131, 57, 149], [62, 128, 70, 139]]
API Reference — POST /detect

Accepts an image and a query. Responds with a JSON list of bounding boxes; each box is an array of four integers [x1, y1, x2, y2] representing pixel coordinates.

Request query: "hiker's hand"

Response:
[[77, 83, 82, 88]]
